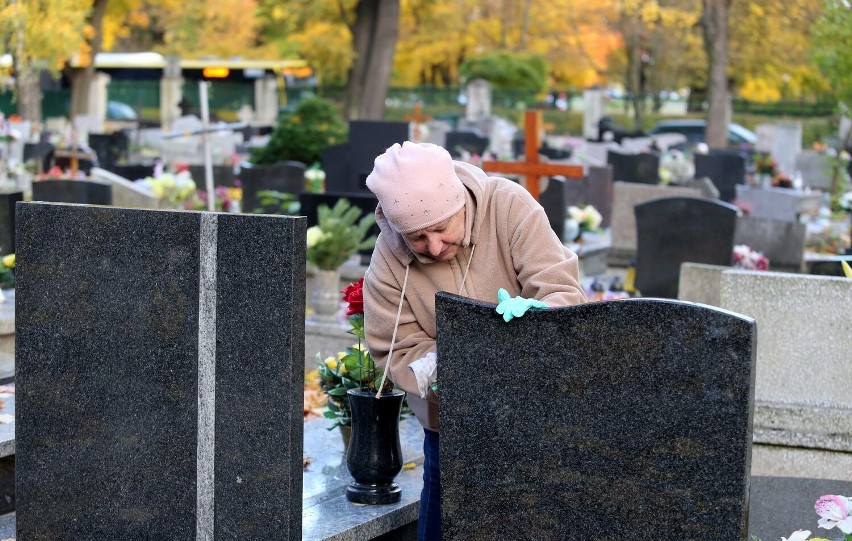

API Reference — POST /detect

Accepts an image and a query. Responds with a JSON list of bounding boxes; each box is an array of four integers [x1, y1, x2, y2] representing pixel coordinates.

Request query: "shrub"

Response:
[[250, 96, 348, 165]]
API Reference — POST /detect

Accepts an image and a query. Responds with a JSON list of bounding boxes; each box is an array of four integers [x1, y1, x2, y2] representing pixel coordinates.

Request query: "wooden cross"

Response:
[[404, 102, 432, 142], [482, 110, 583, 201]]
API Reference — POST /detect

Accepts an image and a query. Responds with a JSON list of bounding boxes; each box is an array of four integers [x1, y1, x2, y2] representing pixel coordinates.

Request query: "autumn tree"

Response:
[[811, 0, 852, 112], [0, 0, 88, 122], [700, 0, 730, 149]]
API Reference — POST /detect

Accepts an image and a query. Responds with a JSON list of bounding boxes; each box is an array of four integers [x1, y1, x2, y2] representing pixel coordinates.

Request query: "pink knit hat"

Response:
[[366, 141, 466, 234]]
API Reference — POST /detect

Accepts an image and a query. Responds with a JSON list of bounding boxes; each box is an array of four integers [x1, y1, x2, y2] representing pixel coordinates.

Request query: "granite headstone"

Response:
[[16, 202, 305, 539], [694, 150, 748, 203], [635, 197, 738, 298], [239, 161, 306, 213], [607, 149, 659, 185], [444, 131, 490, 158], [436, 293, 755, 541], [31, 179, 113, 205], [88, 132, 129, 170], [0, 192, 22, 256]]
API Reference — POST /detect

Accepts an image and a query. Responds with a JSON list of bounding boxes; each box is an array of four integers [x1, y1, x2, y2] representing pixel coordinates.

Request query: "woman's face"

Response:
[[402, 207, 466, 261]]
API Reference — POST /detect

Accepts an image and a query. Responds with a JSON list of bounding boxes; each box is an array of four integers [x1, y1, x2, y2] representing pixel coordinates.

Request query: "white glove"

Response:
[[408, 351, 437, 399]]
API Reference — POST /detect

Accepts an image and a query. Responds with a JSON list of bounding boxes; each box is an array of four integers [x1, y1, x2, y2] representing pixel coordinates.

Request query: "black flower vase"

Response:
[[345, 388, 405, 504]]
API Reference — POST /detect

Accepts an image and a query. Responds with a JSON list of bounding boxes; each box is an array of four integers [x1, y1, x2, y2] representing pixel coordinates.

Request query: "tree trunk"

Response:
[[345, 0, 400, 120], [15, 68, 42, 123], [69, 0, 109, 119], [701, 0, 730, 149]]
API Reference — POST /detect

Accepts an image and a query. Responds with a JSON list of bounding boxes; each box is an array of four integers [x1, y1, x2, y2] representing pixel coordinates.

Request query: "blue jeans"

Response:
[[418, 428, 441, 541]]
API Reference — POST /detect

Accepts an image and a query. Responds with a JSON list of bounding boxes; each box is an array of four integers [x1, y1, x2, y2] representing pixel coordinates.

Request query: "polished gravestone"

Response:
[[239, 160, 306, 213], [16, 202, 305, 539], [635, 197, 737, 298], [31, 179, 113, 205], [323, 121, 409, 195], [607, 149, 660, 184], [437, 293, 755, 541], [0, 192, 22, 256], [445, 130, 490, 158], [694, 149, 748, 203]]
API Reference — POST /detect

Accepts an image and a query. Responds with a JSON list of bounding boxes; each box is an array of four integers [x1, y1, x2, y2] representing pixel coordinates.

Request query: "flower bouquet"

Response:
[[733, 244, 769, 271], [306, 198, 376, 271], [773, 494, 852, 541], [317, 278, 394, 430], [658, 149, 695, 184], [566, 204, 603, 241], [139, 170, 197, 206]]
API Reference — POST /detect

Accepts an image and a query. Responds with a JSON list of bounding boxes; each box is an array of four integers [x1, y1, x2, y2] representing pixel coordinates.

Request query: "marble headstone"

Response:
[[769, 121, 802, 176], [635, 197, 738, 298], [16, 202, 305, 539], [607, 149, 659, 184], [465, 79, 492, 122], [436, 293, 755, 541], [694, 150, 747, 203], [582, 87, 604, 140]]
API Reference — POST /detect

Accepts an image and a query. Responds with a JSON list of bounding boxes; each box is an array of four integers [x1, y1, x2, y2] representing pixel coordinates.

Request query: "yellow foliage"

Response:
[[739, 77, 782, 103]]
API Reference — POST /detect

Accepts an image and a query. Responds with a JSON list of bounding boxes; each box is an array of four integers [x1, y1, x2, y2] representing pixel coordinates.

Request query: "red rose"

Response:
[[341, 278, 364, 316]]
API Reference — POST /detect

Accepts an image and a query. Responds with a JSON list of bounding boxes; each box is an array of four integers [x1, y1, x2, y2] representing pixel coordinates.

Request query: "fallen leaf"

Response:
[[402, 462, 417, 471]]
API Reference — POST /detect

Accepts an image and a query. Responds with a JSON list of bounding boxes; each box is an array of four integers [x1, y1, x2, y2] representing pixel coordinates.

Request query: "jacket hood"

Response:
[[373, 160, 488, 266]]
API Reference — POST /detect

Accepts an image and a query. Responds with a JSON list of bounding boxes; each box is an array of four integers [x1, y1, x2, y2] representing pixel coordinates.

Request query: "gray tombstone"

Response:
[[16, 202, 305, 539], [538, 177, 568, 241], [607, 149, 660, 184], [437, 293, 755, 541], [694, 150, 747, 203], [794, 150, 832, 191], [734, 215, 807, 271], [32, 179, 113, 205], [635, 197, 738, 298], [465, 79, 492, 122]]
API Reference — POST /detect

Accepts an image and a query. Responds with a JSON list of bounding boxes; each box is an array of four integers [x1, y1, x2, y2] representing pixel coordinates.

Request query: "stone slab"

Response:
[[735, 185, 821, 223], [609, 181, 701, 265], [677, 262, 727, 307], [437, 293, 756, 541], [15, 202, 305, 539], [735, 215, 807, 271]]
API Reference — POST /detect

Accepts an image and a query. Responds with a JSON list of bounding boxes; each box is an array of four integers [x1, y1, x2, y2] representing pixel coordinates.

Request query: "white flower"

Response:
[[305, 168, 326, 182], [306, 226, 327, 248], [815, 494, 852, 533], [585, 205, 602, 230], [782, 530, 811, 541], [839, 191, 852, 212]]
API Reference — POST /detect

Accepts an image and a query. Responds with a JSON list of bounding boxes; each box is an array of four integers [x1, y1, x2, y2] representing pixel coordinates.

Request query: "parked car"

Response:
[[649, 119, 757, 149]]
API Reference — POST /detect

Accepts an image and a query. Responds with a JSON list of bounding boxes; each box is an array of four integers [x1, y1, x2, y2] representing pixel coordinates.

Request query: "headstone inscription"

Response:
[[635, 197, 738, 298], [16, 202, 305, 539], [606, 149, 660, 184], [31, 179, 113, 205], [436, 293, 755, 541], [694, 150, 747, 203]]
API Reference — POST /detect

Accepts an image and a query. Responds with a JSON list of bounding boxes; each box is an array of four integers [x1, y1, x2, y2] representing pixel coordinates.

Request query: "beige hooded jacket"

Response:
[[363, 161, 587, 431]]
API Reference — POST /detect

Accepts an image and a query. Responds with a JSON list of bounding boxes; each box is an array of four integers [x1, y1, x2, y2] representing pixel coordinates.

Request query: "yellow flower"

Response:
[[324, 356, 337, 370], [2, 254, 14, 269], [306, 226, 327, 248]]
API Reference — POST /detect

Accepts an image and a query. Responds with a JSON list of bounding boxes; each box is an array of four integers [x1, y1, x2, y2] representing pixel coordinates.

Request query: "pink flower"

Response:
[[815, 494, 852, 533]]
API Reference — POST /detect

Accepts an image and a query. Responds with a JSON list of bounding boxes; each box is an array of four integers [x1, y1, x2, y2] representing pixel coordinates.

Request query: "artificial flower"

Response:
[[306, 226, 327, 248], [782, 530, 811, 541], [2, 254, 14, 269], [815, 494, 852, 533]]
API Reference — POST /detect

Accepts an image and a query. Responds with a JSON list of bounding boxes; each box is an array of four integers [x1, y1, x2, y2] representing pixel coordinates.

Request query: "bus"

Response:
[[1, 52, 317, 123]]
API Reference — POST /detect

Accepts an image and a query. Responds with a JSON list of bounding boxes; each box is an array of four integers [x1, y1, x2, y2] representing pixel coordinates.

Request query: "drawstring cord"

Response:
[[376, 243, 475, 398]]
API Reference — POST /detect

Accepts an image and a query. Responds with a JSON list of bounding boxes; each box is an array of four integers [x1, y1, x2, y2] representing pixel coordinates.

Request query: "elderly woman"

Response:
[[363, 141, 586, 540]]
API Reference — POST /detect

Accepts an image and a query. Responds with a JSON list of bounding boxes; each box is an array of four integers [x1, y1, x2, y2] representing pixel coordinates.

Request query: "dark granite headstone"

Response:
[[32, 179, 113, 205], [694, 150, 748, 203], [539, 178, 568, 241], [16, 202, 305, 539], [436, 293, 755, 541], [189, 165, 239, 188], [22, 142, 54, 174], [347, 121, 409, 192], [635, 197, 738, 298], [607, 149, 660, 184], [108, 163, 156, 182], [0, 192, 22, 256], [88, 132, 129, 170], [321, 142, 352, 193], [445, 130, 490, 158], [564, 165, 614, 228], [239, 161, 306, 212]]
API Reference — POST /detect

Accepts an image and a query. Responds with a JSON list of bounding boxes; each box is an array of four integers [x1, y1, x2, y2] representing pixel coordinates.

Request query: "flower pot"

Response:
[[339, 424, 352, 452], [345, 388, 405, 504], [310, 268, 341, 322]]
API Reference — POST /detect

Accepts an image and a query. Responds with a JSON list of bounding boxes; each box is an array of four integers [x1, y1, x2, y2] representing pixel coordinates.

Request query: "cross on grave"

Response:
[[482, 110, 583, 200], [403, 102, 432, 142]]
